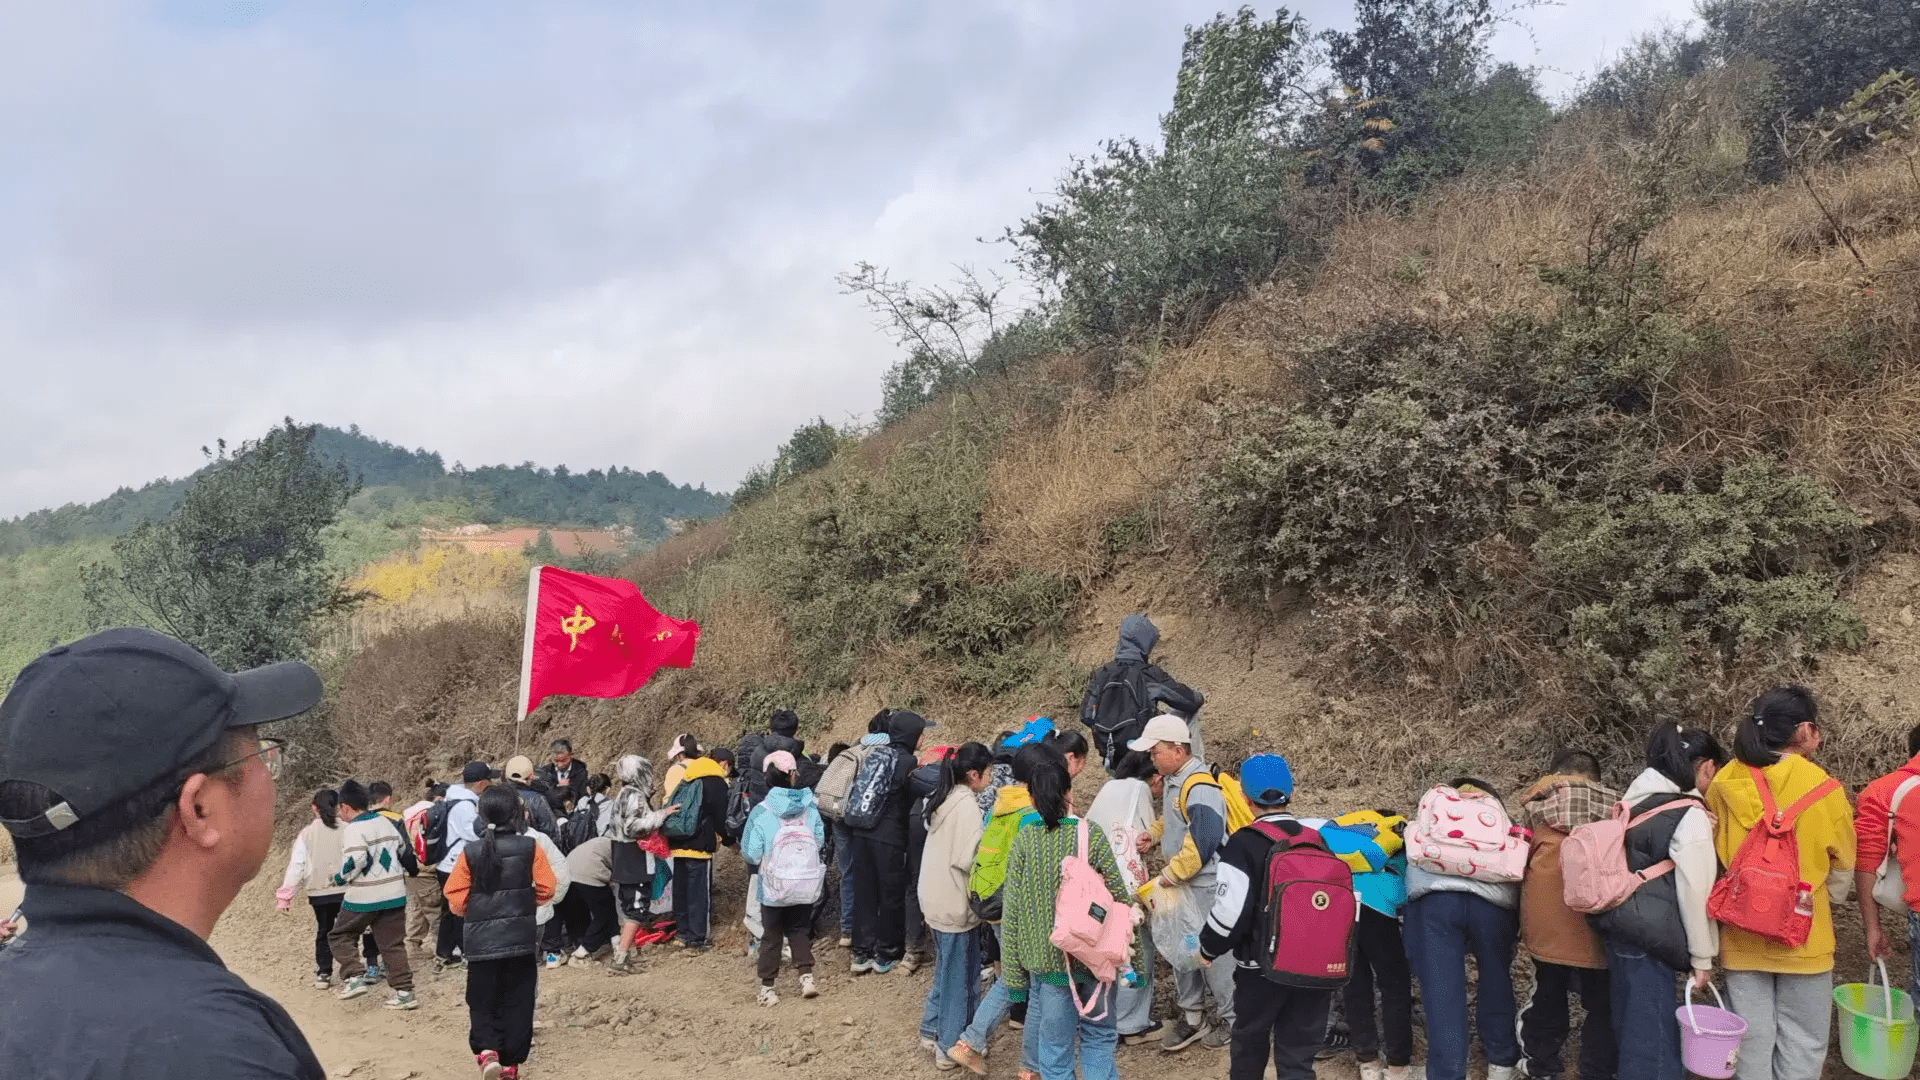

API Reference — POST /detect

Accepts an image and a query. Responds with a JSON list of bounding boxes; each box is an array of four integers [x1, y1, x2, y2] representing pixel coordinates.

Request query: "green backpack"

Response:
[[967, 804, 1040, 921], [660, 778, 704, 843]]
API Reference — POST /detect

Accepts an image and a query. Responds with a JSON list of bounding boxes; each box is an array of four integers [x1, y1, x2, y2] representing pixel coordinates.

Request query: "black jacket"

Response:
[[1079, 614, 1205, 726], [462, 833, 539, 962], [0, 884, 324, 1079], [674, 772, 731, 855], [1591, 791, 1693, 971], [534, 759, 588, 795], [845, 713, 925, 849], [512, 782, 560, 840]]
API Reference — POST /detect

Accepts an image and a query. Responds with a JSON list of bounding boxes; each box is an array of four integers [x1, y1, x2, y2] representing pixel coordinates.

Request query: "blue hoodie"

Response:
[[741, 786, 826, 904]]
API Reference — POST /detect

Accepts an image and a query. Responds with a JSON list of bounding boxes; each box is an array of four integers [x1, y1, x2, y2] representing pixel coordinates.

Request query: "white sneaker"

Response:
[[1486, 1066, 1517, 1080], [800, 973, 819, 998], [758, 985, 779, 1007], [838, 934, 853, 948], [312, 975, 331, 989], [933, 1045, 959, 1070], [572, 945, 589, 959], [1359, 1062, 1384, 1080]]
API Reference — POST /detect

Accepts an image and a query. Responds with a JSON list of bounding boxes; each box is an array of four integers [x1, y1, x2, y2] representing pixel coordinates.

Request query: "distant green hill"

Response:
[[0, 424, 730, 555]]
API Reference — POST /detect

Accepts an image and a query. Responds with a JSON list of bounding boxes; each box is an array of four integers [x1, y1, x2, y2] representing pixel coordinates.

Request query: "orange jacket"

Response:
[[443, 837, 558, 917]]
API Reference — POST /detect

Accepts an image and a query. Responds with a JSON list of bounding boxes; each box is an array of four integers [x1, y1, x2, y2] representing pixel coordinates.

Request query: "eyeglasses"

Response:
[[213, 737, 287, 781]]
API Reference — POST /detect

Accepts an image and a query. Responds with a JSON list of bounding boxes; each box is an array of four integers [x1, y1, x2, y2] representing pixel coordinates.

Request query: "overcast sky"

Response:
[[0, 0, 1697, 518]]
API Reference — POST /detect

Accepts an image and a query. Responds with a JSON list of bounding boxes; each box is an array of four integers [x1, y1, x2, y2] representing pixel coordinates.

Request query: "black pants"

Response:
[[1344, 906, 1414, 1067], [672, 857, 712, 946], [435, 870, 465, 961], [1519, 958, 1616, 1080], [758, 903, 817, 985], [310, 897, 379, 977], [849, 834, 908, 964], [904, 821, 928, 957], [1231, 969, 1333, 1080], [466, 954, 538, 1067], [560, 884, 618, 954], [540, 916, 566, 955]]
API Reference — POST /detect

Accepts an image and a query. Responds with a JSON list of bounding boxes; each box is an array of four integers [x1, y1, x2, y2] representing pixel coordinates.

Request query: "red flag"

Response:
[[517, 565, 700, 719]]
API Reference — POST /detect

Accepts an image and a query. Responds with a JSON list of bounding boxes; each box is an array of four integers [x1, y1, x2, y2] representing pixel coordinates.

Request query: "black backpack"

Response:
[[1086, 660, 1154, 769], [723, 777, 753, 844], [423, 799, 453, 866], [841, 745, 904, 831]]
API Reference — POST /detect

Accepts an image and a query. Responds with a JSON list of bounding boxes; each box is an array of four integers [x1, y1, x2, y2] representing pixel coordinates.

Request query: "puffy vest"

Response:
[[462, 834, 538, 963], [1590, 792, 1691, 970]]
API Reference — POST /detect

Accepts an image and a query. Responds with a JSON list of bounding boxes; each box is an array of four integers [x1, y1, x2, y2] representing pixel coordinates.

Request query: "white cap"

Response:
[[1127, 714, 1192, 752]]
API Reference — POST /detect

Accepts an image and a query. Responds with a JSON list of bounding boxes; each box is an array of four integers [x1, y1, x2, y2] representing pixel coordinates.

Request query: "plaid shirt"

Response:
[[1519, 775, 1621, 834]]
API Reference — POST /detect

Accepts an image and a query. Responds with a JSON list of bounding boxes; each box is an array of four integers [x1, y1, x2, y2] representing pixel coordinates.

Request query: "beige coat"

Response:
[[919, 786, 985, 934]]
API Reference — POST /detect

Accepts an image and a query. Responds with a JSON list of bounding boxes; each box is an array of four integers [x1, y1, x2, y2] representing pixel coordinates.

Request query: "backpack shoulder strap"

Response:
[[1748, 762, 1783, 822], [1777, 776, 1842, 828], [1625, 796, 1705, 830], [1076, 815, 1090, 860], [1178, 771, 1222, 817], [1889, 774, 1920, 823]]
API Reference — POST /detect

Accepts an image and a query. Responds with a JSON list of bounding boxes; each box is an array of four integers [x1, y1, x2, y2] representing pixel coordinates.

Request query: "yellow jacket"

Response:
[[669, 756, 728, 861], [1706, 754, 1856, 974]]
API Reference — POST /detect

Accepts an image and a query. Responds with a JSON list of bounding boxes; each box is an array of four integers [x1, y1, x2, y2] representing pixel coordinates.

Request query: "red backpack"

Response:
[[1247, 821, 1356, 988], [1706, 763, 1841, 947]]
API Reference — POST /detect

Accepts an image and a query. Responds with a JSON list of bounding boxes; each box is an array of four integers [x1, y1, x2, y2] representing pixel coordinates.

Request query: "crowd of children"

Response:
[[272, 618, 1920, 1080]]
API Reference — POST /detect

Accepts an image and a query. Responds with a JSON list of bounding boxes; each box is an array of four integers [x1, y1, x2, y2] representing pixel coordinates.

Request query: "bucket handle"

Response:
[[1683, 979, 1729, 1036], [1874, 957, 1897, 1024]]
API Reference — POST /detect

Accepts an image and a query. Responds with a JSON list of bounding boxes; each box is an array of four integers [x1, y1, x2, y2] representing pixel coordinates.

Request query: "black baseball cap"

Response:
[[0, 627, 323, 840], [462, 761, 502, 784]]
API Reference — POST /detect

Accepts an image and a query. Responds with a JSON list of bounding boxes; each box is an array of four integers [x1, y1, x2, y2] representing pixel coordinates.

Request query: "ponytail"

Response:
[[1029, 757, 1072, 830], [1647, 723, 1730, 791], [1734, 684, 1818, 768], [470, 785, 522, 893], [313, 789, 340, 830], [924, 742, 993, 828]]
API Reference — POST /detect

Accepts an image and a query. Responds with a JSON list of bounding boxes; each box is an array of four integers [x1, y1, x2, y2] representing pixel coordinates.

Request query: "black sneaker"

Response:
[[1162, 1019, 1207, 1052], [1315, 1022, 1351, 1060], [1122, 1020, 1165, 1045]]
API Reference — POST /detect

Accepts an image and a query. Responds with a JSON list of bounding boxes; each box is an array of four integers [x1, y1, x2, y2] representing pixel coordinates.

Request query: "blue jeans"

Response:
[[1605, 935, 1683, 1080], [920, 929, 982, 1049], [959, 937, 1039, 1070], [1908, 910, 1920, 1004], [1031, 980, 1119, 1080], [1404, 891, 1520, 1080]]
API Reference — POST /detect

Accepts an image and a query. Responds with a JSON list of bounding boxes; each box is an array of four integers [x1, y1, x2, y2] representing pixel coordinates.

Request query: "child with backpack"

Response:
[[1514, 750, 1619, 1080], [1085, 749, 1162, 1044], [1582, 724, 1728, 1080], [401, 783, 448, 954], [1198, 755, 1355, 1080], [607, 754, 672, 969], [1403, 777, 1524, 1080], [662, 740, 730, 950], [1330, 808, 1412, 1080], [1705, 686, 1856, 1080], [740, 751, 826, 1005], [327, 780, 419, 1010], [445, 785, 559, 1080], [1856, 723, 1920, 1003], [1000, 753, 1140, 1080], [916, 742, 994, 1066]]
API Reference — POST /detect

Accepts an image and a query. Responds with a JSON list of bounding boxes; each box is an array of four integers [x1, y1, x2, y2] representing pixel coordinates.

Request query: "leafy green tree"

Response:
[[735, 418, 848, 503], [1011, 7, 1313, 343], [1700, 0, 1920, 123], [83, 420, 364, 669], [1306, 0, 1550, 201]]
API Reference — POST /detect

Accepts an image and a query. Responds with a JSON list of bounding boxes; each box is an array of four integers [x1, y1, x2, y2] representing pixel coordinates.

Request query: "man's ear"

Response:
[[175, 773, 225, 851]]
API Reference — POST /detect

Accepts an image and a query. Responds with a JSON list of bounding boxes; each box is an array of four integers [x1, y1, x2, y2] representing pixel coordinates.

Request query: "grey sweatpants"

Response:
[[1725, 969, 1832, 1080], [1176, 950, 1238, 1026]]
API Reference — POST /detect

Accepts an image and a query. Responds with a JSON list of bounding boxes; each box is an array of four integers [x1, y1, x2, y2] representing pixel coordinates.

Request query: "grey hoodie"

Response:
[[1084, 615, 1207, 759]]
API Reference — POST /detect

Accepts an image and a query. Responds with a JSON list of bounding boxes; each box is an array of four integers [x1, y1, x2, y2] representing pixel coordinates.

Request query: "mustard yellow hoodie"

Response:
[[1706, 753, 1856, 974], [669, 756, 729, 861]]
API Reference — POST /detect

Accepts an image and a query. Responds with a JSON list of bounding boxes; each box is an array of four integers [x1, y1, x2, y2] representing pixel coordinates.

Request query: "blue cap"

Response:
[[1240, 754, 1294, 805]]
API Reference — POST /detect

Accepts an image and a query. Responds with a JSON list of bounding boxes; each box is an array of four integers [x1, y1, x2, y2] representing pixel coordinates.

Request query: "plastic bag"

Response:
[[1150, 880, 1208, 973]]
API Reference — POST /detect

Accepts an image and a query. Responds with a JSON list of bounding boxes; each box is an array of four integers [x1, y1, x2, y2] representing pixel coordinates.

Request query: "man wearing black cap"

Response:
[[0, 627, 325, 1079]]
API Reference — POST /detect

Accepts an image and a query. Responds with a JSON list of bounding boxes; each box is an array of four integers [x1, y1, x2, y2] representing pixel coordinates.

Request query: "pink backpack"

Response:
[[1050, 817, 1133, 1020], [1560, 797, 1704, 913], [1408, 784, 1530, 883]]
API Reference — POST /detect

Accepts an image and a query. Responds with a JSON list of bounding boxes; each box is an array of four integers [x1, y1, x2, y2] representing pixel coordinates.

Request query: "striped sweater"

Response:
[[332, 811, 409, 912]]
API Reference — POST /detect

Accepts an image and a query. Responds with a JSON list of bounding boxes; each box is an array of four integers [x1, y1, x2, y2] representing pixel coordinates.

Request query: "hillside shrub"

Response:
[[732, 414, 1077, 702]]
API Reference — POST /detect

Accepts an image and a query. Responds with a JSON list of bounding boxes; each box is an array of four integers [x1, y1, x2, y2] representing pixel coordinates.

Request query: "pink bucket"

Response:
[[1678, 982, 1748, 1079]]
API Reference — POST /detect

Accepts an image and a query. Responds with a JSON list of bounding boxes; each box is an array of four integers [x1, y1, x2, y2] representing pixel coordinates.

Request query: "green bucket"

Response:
[[1834, 959, 1920, 1079]]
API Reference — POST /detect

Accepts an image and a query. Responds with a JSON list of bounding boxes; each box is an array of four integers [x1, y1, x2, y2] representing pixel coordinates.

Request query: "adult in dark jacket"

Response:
[[846, 710, 934, 972], [502, 756, 560, 841], [1080, 614, 1207, 768], [533, 739, 588, 797]]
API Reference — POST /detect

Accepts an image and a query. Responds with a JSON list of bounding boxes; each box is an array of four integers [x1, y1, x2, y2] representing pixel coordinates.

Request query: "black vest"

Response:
[[462, 833, 538, 962], [1592, 791, 1695, 970]]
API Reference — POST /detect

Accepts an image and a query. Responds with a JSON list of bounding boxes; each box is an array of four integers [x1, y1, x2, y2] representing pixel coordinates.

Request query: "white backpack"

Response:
[[760, 814, 825, 907], [1407, 784, 1529, 883], [1873, 774, 1920, 912]]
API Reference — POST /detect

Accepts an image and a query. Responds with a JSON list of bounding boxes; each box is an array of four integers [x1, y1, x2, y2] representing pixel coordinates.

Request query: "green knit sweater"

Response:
[[1000, 816, 1142, 999]]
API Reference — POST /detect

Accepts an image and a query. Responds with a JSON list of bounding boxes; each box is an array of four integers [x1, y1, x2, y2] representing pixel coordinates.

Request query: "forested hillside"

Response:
[[0, 423, 726, 555]]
